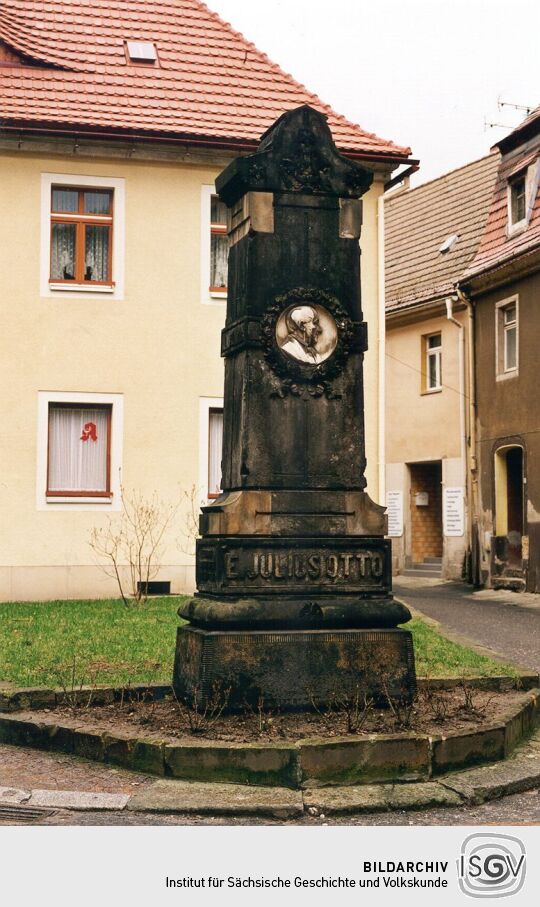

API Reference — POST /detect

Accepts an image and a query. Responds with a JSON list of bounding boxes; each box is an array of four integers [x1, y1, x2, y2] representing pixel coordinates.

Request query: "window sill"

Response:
[[46, 494, 113, 504], [507, 220, 528, 238], [421, 387, 443, 396], [48, 283, 115, 294], [209, 289, 227, 299], [496, 369, 518, 382]]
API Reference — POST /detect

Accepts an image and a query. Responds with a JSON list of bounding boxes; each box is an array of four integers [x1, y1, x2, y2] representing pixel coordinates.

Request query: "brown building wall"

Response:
[[474, 269, 540, 591]]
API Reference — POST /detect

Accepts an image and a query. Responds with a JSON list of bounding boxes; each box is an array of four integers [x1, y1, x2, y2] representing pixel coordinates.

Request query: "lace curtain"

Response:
[[210, 233, 229, 289], [48, 407, 109, 493], [51, 224, 76, 280], [208, 409, 223, 495]]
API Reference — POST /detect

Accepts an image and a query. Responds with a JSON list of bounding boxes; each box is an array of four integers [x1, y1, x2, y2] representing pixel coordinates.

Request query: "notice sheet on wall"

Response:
[[386, 490, 403, 537], [443, 486, 464, 537]]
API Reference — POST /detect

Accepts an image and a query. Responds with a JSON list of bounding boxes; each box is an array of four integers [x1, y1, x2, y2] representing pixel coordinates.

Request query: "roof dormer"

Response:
[[507, 154, 540, 238]]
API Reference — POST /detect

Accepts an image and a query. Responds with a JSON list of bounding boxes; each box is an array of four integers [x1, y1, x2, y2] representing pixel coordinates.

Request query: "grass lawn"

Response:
[[0, 598, 518, 689]]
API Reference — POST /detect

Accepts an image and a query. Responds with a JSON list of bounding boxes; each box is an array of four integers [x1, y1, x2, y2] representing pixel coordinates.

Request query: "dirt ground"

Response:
[[46, 686, 525, 743]]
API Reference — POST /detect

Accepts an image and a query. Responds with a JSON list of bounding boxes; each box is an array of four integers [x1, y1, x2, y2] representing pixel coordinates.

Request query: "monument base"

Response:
[[173, 626, 416, 710]]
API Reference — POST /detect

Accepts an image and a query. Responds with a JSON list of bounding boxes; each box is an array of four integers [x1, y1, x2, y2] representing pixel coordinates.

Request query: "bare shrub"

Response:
[[242, 694, 280, 736], [89, 486, 178, 605], [420, 681, 451, 723], [172, 681, 231, 735], [54, 656, 97, 712]]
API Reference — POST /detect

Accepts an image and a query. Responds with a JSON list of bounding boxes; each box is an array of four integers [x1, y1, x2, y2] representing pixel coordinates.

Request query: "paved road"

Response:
[[394, 579, 540, 672]]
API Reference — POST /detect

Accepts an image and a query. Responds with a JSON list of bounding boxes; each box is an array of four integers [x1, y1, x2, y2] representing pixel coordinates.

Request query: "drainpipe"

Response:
[[445, 296, 468, 569], [456, 284, 479, 583], [377, 192, 386, 506]]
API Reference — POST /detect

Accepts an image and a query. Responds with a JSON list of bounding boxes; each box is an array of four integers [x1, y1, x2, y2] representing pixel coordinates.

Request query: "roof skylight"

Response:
[[126, 41, 157, 63]]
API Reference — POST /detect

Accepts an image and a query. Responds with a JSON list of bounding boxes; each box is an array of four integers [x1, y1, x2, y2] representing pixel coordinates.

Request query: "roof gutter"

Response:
[[0, 121, 415, 166], [384, 163, 420, 192]]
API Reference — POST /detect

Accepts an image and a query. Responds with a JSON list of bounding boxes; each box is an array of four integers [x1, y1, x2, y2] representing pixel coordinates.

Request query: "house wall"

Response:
[[0, 146, 385, 601], [475, 270, 540, 592], [385, 309, 469, 578]]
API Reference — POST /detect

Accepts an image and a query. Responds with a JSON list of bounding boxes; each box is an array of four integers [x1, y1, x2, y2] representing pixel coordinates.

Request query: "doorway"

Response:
[[408, 461, 443, 564], [495, 445, 524, 565]]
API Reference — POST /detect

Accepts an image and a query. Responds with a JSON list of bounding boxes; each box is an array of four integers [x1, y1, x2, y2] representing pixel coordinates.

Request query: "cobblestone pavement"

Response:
[[2, 789, 538, 826], [0, 742, 152, 794], [394, 578, 540, 671]]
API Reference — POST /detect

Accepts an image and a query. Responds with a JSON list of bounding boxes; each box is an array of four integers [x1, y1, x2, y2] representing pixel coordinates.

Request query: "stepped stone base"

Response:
[[172, 625, 416, 710]]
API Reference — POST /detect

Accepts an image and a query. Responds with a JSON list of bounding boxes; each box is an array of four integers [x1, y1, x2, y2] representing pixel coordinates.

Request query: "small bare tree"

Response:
[[178, 483, 203, 557], [89, 487, 177, 606]]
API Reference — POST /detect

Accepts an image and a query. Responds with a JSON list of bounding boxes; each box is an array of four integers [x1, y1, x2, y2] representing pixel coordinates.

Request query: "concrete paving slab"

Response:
[[0, 785, 31, 804], [28, 789, 129, 811], [128, 780, 303, 818], [303, 781, 462, 815]]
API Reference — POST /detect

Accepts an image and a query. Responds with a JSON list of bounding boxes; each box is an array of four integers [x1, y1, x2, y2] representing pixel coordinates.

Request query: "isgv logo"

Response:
[[458, 833, 526, 898]]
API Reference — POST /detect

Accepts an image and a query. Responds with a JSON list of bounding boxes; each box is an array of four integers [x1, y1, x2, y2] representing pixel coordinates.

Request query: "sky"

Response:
[[208, 0, 538, 185]]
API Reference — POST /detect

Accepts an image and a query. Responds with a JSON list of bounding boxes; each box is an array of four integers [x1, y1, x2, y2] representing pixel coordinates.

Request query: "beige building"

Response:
[[0, 0, 412, 601], [384, 154, 499, 579]]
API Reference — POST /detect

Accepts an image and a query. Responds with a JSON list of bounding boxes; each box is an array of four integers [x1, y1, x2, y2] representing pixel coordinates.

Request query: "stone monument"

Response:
[[173, 105, 416, 708]]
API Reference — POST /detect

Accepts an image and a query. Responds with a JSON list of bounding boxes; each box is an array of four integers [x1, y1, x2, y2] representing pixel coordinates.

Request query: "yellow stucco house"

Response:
[[0, 0, 412, 600]]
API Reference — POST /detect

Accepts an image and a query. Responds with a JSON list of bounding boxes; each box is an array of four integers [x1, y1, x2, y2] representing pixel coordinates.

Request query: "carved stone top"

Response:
[[216, 105, 373, 206]]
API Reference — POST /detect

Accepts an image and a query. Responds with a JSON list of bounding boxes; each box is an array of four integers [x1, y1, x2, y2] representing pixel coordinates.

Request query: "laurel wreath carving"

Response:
[[260, 288, 355, 399]]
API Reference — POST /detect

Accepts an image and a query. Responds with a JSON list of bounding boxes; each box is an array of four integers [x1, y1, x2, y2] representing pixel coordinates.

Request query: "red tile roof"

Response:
[[464, 111, 540, 282], [0, 0, 411, 161]]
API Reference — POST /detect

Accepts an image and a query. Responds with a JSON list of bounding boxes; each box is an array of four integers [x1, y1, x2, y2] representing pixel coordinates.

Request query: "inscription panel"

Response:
[[196, 537, 391, 595]]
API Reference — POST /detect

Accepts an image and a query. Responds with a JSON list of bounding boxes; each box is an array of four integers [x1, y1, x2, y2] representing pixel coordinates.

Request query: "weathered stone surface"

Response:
[[431, 724, 506, 774], [503, 691, 538, 755], [71, 726, 106, 761], [103, 730, 135, 767], [174, 625, 416, 709], [299, 733, 430, 786], [130, 738, 166, 776], [303, 782, 462, 815], [0, 688, 56, 712], [174, 106, 415, 709], [164, 741, 299, 788], [181, 593, 410, 632], [0, 786, 31, 804], [0, 713, 54, 748], [29, 789, 129, 811], [128, 780, 303, 818], [440, 727, 540, 804]]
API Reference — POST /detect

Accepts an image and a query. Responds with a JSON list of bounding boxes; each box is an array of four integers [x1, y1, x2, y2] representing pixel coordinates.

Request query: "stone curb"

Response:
[[4, 726, 540, 817], [0, 688, 538, 789]]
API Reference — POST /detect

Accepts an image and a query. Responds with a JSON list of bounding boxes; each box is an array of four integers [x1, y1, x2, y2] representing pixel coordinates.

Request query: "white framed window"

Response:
[[41, 173, 125, 299], [509, 175, 526, 227], [496, 296, 519, 379], [424, 332, 442, 392], [208, 408, 224, 498], [199, 397, 224, 499], [201, 185, 228, 304], [37, 392, 123, 510], [507, 158, 540, 237]]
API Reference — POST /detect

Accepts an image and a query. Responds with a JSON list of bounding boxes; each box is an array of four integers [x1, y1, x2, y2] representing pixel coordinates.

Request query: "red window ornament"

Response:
[[80, 422, 98, 442]]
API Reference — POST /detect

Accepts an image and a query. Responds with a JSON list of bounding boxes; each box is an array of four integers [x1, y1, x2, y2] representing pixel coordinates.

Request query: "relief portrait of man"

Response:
[[276, 303, 337, 365]]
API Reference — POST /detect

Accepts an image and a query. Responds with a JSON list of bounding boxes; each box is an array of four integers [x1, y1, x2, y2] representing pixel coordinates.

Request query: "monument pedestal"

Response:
[[172, 107, 417, 714], [173, 625, 416, 709]]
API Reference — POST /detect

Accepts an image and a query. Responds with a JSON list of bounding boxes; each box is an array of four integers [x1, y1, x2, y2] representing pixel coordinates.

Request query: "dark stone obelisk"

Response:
[[173, 106, 416, 708]]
